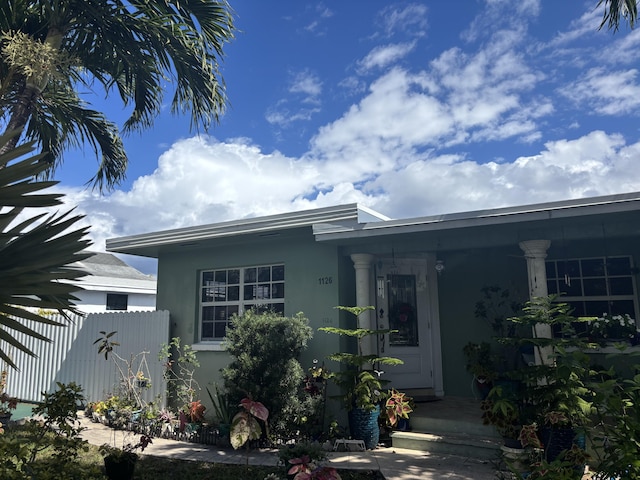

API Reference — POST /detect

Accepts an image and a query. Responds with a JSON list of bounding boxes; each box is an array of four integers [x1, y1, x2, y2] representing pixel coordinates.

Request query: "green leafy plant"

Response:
[[481, 393, 522, 444], [278, 441, 328, 467], [463, 342, 497, 382], [0, 382, 91, 479], [0, 370, 18, 415], [158, 337, 200, 412], [94, 331, 155, 412], [206, 384, 235, 426], [222, 309, 313, 439], [589, 365, 640, 479], [319, 306, 403, 412], [493, 295, 595, 470], [0, 132, 91, 369]]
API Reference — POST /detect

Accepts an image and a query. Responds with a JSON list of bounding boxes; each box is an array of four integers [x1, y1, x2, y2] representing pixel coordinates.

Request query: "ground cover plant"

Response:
[[0, 425, 384, 480]]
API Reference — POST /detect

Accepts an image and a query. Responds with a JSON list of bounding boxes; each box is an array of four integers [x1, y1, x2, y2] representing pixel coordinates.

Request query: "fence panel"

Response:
[[5, 310, 170, 407]]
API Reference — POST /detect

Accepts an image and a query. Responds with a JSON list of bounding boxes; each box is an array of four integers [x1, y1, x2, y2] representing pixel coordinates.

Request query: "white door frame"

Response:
[[373, 254, 444, 395]]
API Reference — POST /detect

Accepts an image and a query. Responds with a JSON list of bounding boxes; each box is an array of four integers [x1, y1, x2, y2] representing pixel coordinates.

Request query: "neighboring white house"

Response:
[[70, 252, 157, 313]]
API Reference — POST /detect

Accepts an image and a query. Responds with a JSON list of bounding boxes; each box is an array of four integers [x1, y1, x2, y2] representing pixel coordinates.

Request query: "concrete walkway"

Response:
[[78, 415, 497, 480]]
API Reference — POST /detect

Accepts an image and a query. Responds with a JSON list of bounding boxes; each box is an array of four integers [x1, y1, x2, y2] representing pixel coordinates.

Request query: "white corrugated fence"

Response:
[[3, 310, 170, 407]]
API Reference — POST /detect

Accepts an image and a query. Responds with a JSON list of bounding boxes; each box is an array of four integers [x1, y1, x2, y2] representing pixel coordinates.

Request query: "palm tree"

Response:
[[0, 130, 91, 369], [0, 0, 234, 191], [598, 0, 637, 30]]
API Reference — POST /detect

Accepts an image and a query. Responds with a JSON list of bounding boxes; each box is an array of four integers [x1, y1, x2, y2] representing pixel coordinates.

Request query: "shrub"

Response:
[[222, 310, 313, 440], [0, 382, 97, 479]]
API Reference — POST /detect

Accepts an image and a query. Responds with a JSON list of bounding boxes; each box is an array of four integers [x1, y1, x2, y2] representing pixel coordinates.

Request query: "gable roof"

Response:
[[72, 252, 156, 293]]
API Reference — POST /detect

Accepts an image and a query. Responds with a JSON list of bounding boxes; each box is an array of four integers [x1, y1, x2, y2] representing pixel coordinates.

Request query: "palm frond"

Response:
[[0, 132, 91, 369]]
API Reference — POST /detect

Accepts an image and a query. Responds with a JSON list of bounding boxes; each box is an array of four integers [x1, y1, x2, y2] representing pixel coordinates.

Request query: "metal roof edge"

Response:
[[107, 203, 386, 255], [314, 191, 640, 240]]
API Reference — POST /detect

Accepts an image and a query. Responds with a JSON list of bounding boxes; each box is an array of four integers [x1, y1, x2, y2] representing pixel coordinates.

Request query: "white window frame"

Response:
[[197, 264, 285, 346], [546, 255, 639, 323]]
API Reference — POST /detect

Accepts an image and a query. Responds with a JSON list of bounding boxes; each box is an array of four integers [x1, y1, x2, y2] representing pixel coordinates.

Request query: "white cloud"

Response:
[[377, 4, 428, 38], [560, 68, 640, 115], [59, 129, 640, 263], [357, 42, 416, 73], [48, 1, 640, 276], [265, 70, 323, 127], [289, 70, 323, 101]]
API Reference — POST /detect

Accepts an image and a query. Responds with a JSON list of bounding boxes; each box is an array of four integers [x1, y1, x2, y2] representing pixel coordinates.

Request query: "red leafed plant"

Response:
[[230, 397, 269, 450], [384, 389, 413, 427], [288, 455, 342, 480], [188, 400, 206, 422]]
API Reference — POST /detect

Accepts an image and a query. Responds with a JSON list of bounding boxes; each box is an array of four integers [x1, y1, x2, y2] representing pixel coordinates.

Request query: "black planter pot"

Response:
[[104, 452, 138, 480], [348, 405, 380, 450], [540, 426, 575, 463]]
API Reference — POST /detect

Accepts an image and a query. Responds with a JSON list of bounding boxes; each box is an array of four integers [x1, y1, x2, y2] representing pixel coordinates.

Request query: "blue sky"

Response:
[[49, 1, 640, 273]]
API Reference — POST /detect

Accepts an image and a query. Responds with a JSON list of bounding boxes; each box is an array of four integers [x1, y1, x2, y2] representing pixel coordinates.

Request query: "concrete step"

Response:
[[410, 413, 500, 439], [390, 430, 502, 460]]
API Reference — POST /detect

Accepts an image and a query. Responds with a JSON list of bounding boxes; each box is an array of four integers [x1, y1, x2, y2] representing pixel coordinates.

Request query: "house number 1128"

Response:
[[318, 276, 333, 285]]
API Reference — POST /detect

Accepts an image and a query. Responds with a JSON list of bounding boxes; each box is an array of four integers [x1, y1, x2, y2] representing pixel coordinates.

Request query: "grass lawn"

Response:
[[1, 426, 385, 479]]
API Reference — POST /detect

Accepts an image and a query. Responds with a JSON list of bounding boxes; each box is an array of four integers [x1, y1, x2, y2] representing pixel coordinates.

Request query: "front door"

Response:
[[375, 257, 433, 389]]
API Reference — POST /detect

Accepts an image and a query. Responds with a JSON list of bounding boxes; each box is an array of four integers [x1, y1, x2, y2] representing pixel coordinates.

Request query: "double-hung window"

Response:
[[546, 256, 638, 322], [199, 264, 285, 341]]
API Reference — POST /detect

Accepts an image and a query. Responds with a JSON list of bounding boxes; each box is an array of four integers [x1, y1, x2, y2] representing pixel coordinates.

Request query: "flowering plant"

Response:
[[589, 313, 639, 342], [0, 371, 18, 415]]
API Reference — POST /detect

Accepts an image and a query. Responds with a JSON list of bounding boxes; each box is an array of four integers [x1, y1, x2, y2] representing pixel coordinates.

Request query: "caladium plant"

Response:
[[230, 397, 269, 450], [288, 455, 342, 480]]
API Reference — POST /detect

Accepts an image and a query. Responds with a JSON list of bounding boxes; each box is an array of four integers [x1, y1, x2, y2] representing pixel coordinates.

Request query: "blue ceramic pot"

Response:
[[348, 405, 380, 449]]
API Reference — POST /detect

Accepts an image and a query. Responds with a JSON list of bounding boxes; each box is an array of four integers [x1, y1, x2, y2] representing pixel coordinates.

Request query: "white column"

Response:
[[350, 253, 375, 356], [519, 240, 553, 365]]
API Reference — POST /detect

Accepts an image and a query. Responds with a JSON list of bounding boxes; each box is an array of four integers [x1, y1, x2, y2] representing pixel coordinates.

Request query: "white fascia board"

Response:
[[107, 203, 387, 256], [314, 191, 640, 241]]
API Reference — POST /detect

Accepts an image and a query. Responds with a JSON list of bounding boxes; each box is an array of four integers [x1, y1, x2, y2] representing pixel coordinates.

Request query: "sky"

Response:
[[45, 1, 640, 274]]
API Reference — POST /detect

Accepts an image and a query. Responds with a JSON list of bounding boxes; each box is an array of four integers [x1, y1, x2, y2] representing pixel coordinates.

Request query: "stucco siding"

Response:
[[437, 246, 528, 397], [154, 229, 348, 407]]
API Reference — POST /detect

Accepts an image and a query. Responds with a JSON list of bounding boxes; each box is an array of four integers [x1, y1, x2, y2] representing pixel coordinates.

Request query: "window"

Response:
[[200, 264, 285, 340], [546, 256, 638, 321], [106, 293, 128, 311]]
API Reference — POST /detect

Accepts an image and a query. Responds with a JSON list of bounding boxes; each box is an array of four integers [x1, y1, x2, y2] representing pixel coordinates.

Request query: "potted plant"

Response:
[[481, 390, 523, 448], [498, 295, 593, 473], [382, 388, 414, 431], [207, 384, 235, 441], [99, 434, 152, 480], [0, 370, 18, 425], [319, 305, 404, 449], [463, 341, 497, 399]]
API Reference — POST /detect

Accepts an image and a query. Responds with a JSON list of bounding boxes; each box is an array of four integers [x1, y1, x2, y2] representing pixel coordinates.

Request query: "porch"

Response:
[[389, 394, 502, 461]]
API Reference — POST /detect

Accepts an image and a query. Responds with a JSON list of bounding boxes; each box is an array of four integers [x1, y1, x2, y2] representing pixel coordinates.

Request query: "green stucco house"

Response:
[[106, 191, 640, 400]]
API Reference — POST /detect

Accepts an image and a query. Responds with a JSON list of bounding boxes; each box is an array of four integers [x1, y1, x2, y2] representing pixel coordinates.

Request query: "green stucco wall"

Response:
[[437, 235, 640, 398], [152, 221, 640, 405], [155, 229, 353, 411], [437, 245, 529, 397]]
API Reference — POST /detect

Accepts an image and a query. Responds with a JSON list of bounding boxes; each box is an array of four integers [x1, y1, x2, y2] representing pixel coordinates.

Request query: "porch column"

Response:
[[350, 253, 376, 357], [519, 240, 553, 366]]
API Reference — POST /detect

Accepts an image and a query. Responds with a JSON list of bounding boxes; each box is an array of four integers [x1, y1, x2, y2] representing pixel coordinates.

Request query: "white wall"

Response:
[[73, 290, 156, 313]]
